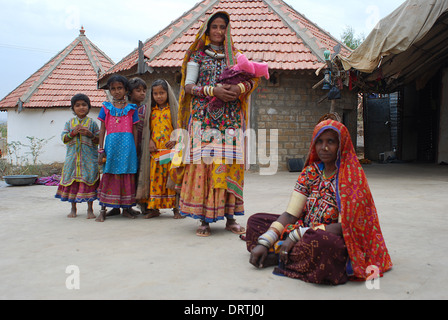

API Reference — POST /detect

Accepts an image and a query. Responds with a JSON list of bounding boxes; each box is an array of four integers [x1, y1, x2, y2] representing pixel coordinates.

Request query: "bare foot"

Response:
[[143, 209, 161, 219], [106, 208, 121, 217], [128, 207, 141, 216], [68, 203, 77, 218], [67, 210, 77, 218], [122, 208, 136, 219], [95, 209, 106, 222], [87, 210, 96, 219], [173, 208, 185, 219]]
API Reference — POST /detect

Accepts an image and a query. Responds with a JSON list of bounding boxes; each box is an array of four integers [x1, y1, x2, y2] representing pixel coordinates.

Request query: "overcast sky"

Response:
[[0, 0, 406, 120]]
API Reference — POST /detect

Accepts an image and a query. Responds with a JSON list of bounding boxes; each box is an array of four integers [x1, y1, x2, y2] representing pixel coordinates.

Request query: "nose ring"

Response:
[[325, 146, 329, 151]]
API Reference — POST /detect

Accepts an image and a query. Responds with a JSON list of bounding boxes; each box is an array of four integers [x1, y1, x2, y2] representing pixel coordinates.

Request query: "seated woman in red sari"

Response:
[[247, 118, 392, 285]]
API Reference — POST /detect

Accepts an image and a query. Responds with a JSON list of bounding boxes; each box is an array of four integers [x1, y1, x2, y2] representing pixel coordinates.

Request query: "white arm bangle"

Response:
[[257, 238, 271, 249], [300, 227, 310, 237], [185, 62, 200, 85], [285, 191, 307, 218], [289, 229, 301, 243], [289, 227, 310, 243]]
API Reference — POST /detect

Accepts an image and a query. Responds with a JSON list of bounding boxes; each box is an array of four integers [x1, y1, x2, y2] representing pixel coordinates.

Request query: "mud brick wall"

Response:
[[250, 71, 358, 171]]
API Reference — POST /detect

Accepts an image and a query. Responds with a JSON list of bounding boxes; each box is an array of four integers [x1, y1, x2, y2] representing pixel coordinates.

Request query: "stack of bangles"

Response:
[[258, 222, 327, 249], [257, 221, 284, 249], [191, 86, 213, 97], [237, 83, 247, 94], [289, 224, 326, 242], [191, 82, 250, 98], [204, 86, 214, 97]]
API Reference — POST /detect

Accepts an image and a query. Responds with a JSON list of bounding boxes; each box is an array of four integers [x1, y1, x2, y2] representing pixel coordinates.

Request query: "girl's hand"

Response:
[[78, 126, 94, 138], [149, 139, 158, 153], [71, 125, 81, 136], [165, 140, 176, 149], [98, 153, 106, 165], [279, 237, 296, 265]]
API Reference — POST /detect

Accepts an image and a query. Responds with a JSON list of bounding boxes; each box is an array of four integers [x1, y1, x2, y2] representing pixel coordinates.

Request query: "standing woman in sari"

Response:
[[173, 11, 258, 237], [248, 119, 393, 284]]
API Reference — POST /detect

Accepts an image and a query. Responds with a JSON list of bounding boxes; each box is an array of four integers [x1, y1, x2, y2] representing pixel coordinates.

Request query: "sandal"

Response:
[[225, 222, 246, 235], [196, 225, 211, 237]]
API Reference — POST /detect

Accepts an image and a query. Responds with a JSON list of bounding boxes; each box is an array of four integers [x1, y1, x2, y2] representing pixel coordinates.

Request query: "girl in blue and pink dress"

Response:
[[96, 74, 140, 222]]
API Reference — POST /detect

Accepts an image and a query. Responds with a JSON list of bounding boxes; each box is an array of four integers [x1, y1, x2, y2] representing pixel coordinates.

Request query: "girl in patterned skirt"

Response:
[[55, 93, 100, 219], [96, 74, 140, 222]]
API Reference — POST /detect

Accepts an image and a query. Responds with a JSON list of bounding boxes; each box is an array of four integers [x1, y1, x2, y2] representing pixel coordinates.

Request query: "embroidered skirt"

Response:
[[55, 181, 98, 203], [98, 173, 136, 208], [179, 163, 244, 223]]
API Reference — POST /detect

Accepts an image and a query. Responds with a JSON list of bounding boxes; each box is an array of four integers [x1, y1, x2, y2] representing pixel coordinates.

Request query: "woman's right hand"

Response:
[[249, 245, 269, 268], [214, 84, 239, 102], [279, 237, 296, 265]]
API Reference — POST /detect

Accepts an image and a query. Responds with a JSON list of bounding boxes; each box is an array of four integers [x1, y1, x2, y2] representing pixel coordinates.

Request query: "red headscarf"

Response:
[[306, 119, 392, 280]]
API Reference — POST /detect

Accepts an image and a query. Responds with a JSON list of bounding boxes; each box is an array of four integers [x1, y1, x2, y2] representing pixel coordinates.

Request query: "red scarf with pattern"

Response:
[[305, 120, 393, 280]]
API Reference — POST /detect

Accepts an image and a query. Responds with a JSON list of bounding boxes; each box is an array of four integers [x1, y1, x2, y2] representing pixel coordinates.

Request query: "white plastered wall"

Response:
[[6, 108, 100, 164]]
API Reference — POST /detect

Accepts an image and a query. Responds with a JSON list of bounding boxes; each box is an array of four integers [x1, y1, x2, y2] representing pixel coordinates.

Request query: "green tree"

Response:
[[341, 26, 365, 50]]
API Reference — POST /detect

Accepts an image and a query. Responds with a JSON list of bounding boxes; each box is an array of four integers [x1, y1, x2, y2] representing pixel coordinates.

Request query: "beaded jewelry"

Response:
[[205, 44, 225, 59]]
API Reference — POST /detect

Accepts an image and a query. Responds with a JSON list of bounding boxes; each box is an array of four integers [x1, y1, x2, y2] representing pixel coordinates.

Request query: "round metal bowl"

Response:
[[2, 175, 38, 186]]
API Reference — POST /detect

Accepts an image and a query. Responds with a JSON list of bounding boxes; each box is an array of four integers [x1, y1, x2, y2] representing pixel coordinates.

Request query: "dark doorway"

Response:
[[364, 95, 392, 161]]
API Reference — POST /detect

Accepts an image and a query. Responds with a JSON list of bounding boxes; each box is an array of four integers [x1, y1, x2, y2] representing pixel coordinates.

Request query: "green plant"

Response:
[[24, 136, 54, 165], [1, 136, 56, 178], [6, 141, 25, 167]]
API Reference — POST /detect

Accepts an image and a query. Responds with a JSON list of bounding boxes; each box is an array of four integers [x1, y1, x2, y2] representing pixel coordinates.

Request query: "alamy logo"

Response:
[[365, 265, 380, 290], [66, 265, 80, 290]]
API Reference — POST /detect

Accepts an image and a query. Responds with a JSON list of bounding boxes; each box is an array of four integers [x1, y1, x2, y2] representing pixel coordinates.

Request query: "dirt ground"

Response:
[[0, 162, 447, 300]]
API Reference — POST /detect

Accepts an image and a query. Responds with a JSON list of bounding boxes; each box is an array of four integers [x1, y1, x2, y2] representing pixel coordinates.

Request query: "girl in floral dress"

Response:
[[137, 79, 181, 219]]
